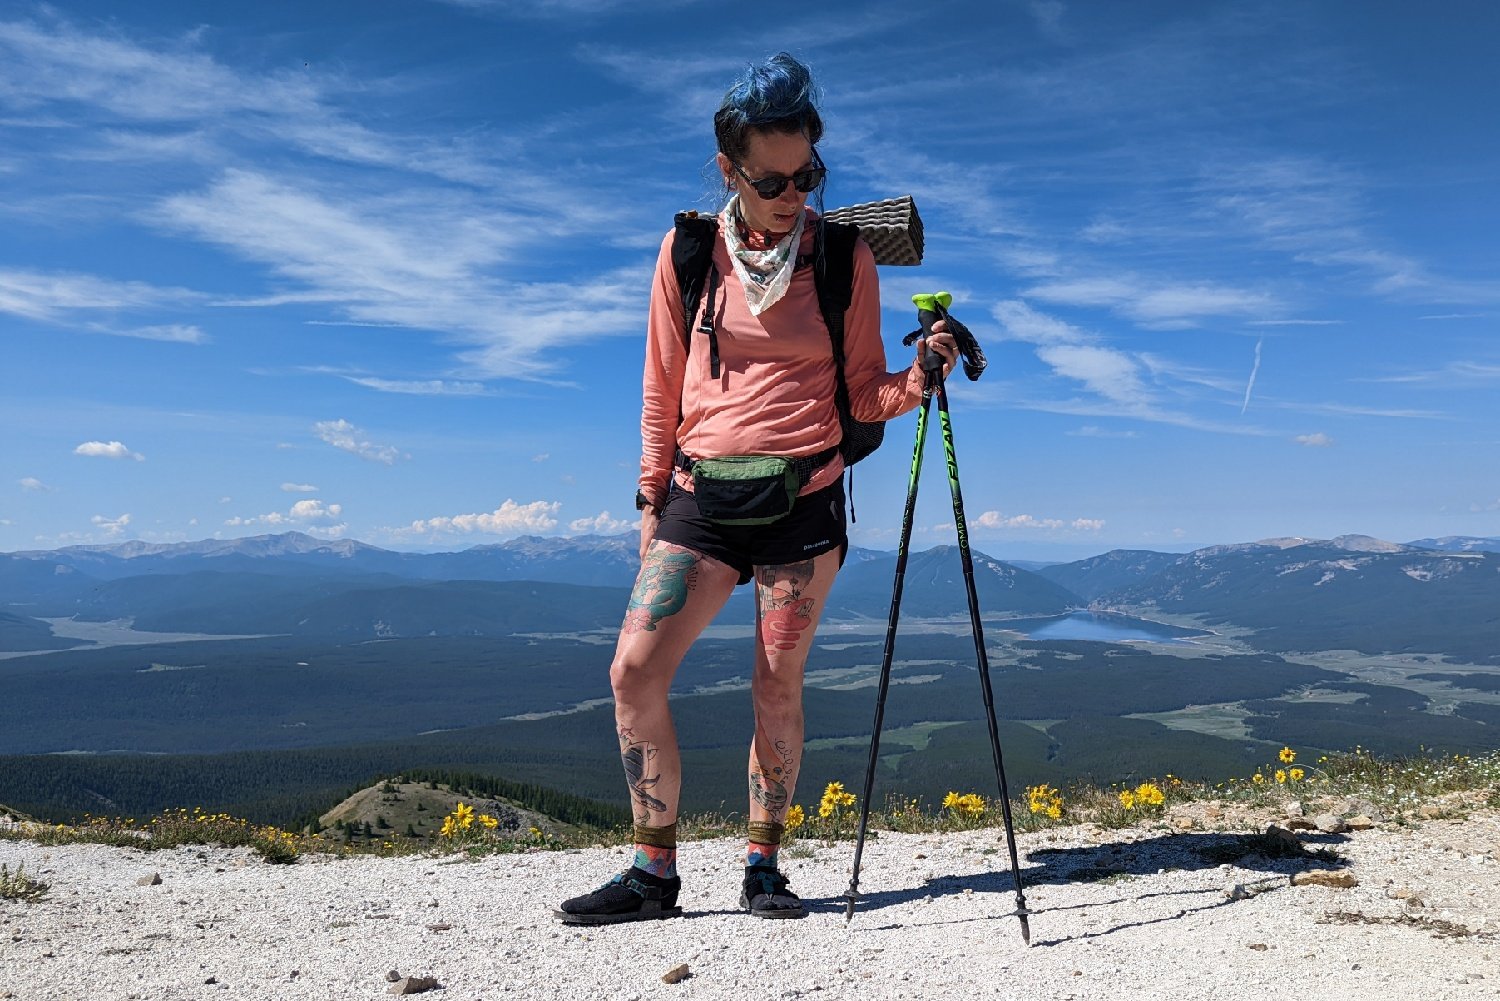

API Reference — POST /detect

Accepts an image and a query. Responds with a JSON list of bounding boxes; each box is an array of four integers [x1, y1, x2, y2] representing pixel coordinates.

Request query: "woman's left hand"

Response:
[[917, 320, 959, 380]]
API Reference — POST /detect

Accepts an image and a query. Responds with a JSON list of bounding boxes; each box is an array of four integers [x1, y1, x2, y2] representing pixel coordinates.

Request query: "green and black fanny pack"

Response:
[[677, 447, 836, 526]]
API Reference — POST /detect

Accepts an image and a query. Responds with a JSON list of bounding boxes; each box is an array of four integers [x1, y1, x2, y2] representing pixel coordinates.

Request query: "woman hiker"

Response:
[[555, 52, 956, 924]]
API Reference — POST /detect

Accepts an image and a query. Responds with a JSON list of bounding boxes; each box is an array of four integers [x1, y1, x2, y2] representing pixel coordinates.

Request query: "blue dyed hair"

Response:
[[714, 52, 824, 164]]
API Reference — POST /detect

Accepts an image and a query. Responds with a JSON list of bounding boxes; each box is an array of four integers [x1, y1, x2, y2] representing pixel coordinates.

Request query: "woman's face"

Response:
[[719, 129, 817, 235]]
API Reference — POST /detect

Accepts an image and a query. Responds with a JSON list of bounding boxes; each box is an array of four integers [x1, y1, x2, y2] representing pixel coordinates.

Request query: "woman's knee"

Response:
[[610, 652, 670, 703]]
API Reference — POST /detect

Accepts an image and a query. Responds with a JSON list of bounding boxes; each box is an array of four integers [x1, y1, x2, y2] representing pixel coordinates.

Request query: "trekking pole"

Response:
[[843, 293, 1031, 946], [843, 332, 940, 923], [915, 292, 1031, 945]]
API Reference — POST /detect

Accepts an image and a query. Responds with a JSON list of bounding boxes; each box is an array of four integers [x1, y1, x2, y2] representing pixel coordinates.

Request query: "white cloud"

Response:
[[106, 323, 206, 343], [568, 511, 634, 535], [1295, 433, 1333, 447], [344, 377, 488, 396], [225, 499, 346, 537], [19, 476, 51, 491], [991, 299, 1089, 345], [391, 499, 561, 538], [314, 419, 402, 464], [973, 511, 1104, 532], [91, 513, 130, 536], [1066, 426, 1138, 439], [74, 439, 144, 461], [281, 482, 319, 493], [1241, 337, 1263, 415], [0, 268, 197, 323], [1035, 343, 1150, 406], [1022, 277, 1273, 329], [532, 454, 550, 463]]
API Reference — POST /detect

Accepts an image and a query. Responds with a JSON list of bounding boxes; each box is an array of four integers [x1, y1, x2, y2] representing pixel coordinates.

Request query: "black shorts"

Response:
[[654, 478, 848, 585]]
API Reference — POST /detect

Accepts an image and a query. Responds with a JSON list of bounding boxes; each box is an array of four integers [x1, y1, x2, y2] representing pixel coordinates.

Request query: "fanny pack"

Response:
[[677, 447, 836, 526]]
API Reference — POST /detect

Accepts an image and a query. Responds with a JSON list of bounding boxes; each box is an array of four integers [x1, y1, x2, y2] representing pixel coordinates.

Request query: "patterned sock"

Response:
[[746, 819, 784, 869], [633, 842, 677, 879], [632, 822, 677, 879], [746, 840, 779, 869]]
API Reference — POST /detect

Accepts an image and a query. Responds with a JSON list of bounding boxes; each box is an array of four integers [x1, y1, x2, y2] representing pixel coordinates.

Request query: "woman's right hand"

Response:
[[639, 506, 661, 562]]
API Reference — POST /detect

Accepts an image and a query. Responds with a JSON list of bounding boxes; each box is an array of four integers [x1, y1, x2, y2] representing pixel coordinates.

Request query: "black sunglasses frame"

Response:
[[732, 149, 826, 200]]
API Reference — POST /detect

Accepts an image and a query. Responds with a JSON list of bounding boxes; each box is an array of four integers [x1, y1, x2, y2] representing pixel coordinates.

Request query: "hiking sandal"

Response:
[[554, 866, 683, 925], [740, 864, 806, 919]]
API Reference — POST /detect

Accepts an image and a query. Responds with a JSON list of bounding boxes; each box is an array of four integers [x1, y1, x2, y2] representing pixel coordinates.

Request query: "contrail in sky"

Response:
[[1241, 337, 1263, 415]]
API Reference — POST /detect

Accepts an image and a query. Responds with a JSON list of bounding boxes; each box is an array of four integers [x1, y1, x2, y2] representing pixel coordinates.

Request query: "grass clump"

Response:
[[0, 863, 49, 902]]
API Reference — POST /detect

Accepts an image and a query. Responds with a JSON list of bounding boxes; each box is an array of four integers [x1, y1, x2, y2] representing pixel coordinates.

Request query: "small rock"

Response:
[[426, 923, 452, 932], [661, 963, 691, 985], [1419, 804, 1443, 820], [1173, 817, 1195, 831], [1248, 943, 1269, 951], [1226, 884, 1253, 901], [1283, 817, 1319, 831], [388, 976, 440, 995], [1284, 800, 1305, 817], [137, 873, 162, 887], [386, 971, 402, 983], [1346, 815, 1375, 831], [914, 853, 927, 859], [1312, 813, 1348, 834], [203, 978, 217, 986], [1263, 823, 1301, 849], [1291, 869, 1357, 889]]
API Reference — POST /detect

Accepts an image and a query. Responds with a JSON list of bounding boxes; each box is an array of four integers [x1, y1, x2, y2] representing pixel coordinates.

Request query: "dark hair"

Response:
[[713, 52, 824, 165]]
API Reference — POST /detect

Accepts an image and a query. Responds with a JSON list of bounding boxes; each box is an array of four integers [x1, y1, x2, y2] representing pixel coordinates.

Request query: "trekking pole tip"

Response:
[[844, 892, 858, 922], [1018, 914, 1031, 946]]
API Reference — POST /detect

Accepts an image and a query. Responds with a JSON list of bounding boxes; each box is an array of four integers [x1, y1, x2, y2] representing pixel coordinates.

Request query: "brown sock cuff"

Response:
[[748, 820, 784, 846], [633, 822, 677, 849]]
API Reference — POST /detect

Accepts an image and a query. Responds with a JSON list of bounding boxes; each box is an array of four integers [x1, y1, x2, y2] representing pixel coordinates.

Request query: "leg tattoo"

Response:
[[623, 546, 700, 634], [757, 559, 818, 653], [619, 728, 668, 821], [748, 768, 789, 813]]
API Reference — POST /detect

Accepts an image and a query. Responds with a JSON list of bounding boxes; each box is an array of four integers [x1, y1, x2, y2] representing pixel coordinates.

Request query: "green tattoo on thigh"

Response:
[[622, 548, 700, 634]]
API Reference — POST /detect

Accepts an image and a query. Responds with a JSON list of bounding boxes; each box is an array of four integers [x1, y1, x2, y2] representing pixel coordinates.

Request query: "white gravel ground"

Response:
[[3, 815, 1499, 1001]]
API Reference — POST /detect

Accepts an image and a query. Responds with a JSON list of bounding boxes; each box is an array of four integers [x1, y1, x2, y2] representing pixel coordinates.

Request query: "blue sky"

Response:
[[3, 0, 1497, 560]]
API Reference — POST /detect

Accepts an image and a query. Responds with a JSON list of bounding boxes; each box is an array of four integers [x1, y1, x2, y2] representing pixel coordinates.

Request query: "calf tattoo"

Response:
[[619, 728, 668, 821], [749, 768, 790, 813], [623, 546, 699, 634], [757, 558, 818, 652]]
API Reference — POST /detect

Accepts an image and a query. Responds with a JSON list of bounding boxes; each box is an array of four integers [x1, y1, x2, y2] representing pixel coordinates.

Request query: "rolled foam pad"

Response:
[[822, 195, 924, 266]]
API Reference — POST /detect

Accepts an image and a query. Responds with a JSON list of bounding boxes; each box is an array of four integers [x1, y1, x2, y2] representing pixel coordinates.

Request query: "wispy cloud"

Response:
[[1361, 361, 1500, 385], [0, 269, 198, 323], [1240, 337, 1263, 414], [19, 476, 52, 491], [313, 419, 403, 464], [281, 483, 319, 493], [74, 440, 144, 461], [343, 377, 490, 397], [1295, 432, 1333, 447], [1067, 426, 1138, 439]]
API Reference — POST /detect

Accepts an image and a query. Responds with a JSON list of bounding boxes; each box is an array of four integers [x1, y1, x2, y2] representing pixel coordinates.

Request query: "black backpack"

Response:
[[670, 212, 884, 466]]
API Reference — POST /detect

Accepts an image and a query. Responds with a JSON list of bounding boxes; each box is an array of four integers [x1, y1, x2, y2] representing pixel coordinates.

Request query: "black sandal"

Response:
[[740, 864, 806, 919], [554, 867, 682, 925]]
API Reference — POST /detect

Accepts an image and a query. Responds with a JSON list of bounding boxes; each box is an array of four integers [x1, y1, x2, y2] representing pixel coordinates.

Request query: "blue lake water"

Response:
[[1001, 611, 1206, 644]]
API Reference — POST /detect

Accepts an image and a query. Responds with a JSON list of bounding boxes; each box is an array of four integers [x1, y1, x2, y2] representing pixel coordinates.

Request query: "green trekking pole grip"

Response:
[[911, 292, 954, 374]]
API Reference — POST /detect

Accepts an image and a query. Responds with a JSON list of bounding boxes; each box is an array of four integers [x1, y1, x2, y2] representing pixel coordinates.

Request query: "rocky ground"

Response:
[[2, 803, 1498, 1001]]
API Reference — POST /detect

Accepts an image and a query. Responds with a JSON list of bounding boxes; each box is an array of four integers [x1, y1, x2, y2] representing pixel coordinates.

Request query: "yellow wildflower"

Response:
[[1275, 769, 1287, 784], [785, 805, 804, 831], [1026, 784, 1064, 821], [1134, 782, 1164, 807], [455, 802, 475, 830], [818, 781, 856, 819], [1279, 746, 1296, 764], [479, 814, 499, 829], [1289, 767, 1305, 781], [1118, 790, 1136, 809], [1252, 773, 1265, 784]]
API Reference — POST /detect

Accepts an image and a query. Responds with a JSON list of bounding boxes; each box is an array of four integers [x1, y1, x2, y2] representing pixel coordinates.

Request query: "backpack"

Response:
[[670, 212, 884, 467]]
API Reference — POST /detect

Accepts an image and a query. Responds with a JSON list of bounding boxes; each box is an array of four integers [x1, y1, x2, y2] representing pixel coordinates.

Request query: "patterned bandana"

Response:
[[719, 195, 805, 317]]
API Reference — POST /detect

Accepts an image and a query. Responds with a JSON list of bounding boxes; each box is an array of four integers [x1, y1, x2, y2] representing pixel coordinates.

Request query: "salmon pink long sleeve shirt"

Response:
[[638, 209, 927, 509]]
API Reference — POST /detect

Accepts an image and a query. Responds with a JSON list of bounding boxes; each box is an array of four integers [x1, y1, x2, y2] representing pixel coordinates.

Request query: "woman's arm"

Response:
[[639, 231, 688, 511]]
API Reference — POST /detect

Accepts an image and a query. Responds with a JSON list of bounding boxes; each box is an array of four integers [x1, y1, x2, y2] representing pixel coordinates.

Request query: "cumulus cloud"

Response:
[[973, 511, 1105, 532], [74, 440, 144, 461], [314, 419, 402, 464], [281, 482, 318, 493], [19, 476, 51, 491], [391, 499, 561, 538], [1035, 343, 1150, 406], [91, 513, 131, 536], [1295, 433, 1333, 447], [225, 499, 346, 537], [568, 511, 634, 535]]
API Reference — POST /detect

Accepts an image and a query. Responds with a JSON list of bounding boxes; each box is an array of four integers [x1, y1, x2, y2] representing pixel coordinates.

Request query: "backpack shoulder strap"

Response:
[[814, 218, 860, 405], [671, 211, 718, 345]]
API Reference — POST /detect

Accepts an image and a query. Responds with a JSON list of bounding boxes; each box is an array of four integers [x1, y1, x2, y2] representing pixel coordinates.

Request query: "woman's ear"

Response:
[[715, 152, 734, 189]]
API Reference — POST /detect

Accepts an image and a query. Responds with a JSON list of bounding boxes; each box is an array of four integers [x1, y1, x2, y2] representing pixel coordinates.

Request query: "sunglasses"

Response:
[[732, 150, 826, 200]]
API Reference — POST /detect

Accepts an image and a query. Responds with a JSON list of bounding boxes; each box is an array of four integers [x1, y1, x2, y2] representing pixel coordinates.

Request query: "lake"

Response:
[[1001, 611, 1207, 644]]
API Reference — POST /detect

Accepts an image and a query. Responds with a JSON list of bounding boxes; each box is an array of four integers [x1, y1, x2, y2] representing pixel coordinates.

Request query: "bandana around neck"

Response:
[[719, 195, 805, 317]]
